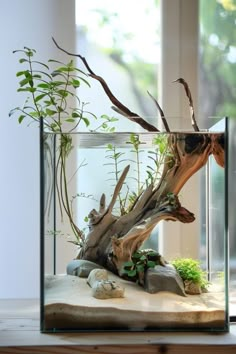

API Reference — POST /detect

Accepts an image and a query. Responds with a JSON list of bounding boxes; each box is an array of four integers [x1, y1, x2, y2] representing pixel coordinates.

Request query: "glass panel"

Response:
[[228, 118, 236, 318], [208, 119, 228, 295]]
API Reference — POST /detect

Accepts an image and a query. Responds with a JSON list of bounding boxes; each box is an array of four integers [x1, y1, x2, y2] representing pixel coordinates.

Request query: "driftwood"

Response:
[[52, 39, 225, 280], [77, 132, 224, 276]]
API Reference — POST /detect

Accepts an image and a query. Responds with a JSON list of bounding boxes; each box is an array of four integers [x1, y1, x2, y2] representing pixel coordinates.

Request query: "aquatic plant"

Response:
[[10, 47, 116, 246], [172, 258, 209, 290], [104, 133, 173, 217], [122, 249, 165, 285]]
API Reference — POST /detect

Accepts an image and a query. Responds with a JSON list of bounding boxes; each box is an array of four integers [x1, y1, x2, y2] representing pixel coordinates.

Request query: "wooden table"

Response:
[[1, 299, 236, 354]]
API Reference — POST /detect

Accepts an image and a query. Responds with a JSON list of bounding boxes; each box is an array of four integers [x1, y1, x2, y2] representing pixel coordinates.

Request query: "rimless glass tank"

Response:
[[40, 117, 228, 332]]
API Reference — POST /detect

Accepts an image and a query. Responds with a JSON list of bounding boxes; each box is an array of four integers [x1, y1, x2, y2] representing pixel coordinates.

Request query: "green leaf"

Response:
[[101, 114, 110, 119], [128, 269, 137, 277], [35, 93, 47, 103], [132, 252, 142, 259], [71, 78, 81, 88], [48, 59, 64, 65], [45, 108, 57, 116], [26, 50, 34, 57], [31, 60, 49, 70], [17, 87, 36, 93], [77, 76, 91, 87], [123, 261, 134, 269], [136, 264, 145, 272], [9, 108, 18, 117], [37, 83, 50, 89], [140, 255, 147, 261], [18, 115, 26, 124], [147, 261, 156, 268], [65, 118, 75, 123], [55, 65, 74, 73], [71, 112, 81, 118], [23, 47, 36, 53], [28, 111, 41, 118], [19, 77, 31, 87], [57, 90, 68, 98], [109, 117, 119, 122], [148, 251, 159, 257], [114, 152, 122, 159], [51, 80, 67, 87], [16, 70, 28, 77], [19, 58, 28, 64], [82, 117, 90, 127], [32, 74, 42, 79], [28, 87, 36, 92]]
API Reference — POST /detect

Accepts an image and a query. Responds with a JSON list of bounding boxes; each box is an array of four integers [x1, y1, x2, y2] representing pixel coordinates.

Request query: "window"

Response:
[[75, 0, 234, 318], [75, 0, 160, 121], [199, 0, 236, 318]]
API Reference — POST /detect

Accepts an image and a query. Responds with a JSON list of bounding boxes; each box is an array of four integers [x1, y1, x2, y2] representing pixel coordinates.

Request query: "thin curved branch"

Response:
[[173, 78, 199, 132], [52, 37, 159, 132], [147, 91, 170, 132]]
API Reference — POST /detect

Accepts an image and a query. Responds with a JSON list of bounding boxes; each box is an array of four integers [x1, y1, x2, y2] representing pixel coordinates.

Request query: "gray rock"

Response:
[[66, 260, 104, 277], [87, 269, 125, 299], [144, 264, 186, 297]]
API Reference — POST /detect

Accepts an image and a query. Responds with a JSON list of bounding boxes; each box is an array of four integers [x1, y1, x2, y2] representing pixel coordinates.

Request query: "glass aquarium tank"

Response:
[[40, 117, 228, 332]]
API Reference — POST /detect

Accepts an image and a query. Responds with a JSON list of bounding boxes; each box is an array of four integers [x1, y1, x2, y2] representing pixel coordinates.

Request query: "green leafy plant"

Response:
[[104, 132, 173, 216], [126, 133, 144, 195], [93, 114, 119, 132], [104, 143, 129, 215], [10, 47, 117, 246], [9, 47, 93, 131], [171, 258, 209, 290], [104, 138, 144, 216], [122, 249, 165, 285], [10, 47, 118, 133]]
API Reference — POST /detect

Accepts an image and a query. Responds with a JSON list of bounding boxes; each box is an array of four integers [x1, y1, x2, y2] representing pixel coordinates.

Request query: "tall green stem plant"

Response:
[[10, 47, 115, 246]]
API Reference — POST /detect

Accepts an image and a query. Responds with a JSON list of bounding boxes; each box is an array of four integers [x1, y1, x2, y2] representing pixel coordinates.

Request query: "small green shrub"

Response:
[[122, 249, 165, 285], [171, 258, 209, 290]]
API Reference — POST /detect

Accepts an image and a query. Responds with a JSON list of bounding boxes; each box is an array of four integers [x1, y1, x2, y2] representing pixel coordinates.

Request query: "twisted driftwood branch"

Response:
[[173, 78, 200, 132], [77, 132, 224, 276], [52, 37, 159, 132], [147, 91, 170, 132]]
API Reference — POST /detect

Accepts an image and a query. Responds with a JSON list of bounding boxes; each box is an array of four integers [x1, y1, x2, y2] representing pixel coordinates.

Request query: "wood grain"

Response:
[[1, 344, 236, 354]]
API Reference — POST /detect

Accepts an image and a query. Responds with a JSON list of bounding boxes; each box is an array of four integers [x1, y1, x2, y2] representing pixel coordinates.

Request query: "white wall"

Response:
[[0, 0, 76, 298]]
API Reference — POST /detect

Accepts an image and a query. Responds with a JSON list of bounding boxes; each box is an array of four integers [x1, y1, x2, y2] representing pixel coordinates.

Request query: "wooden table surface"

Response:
[[1, 299, 236, 354]]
